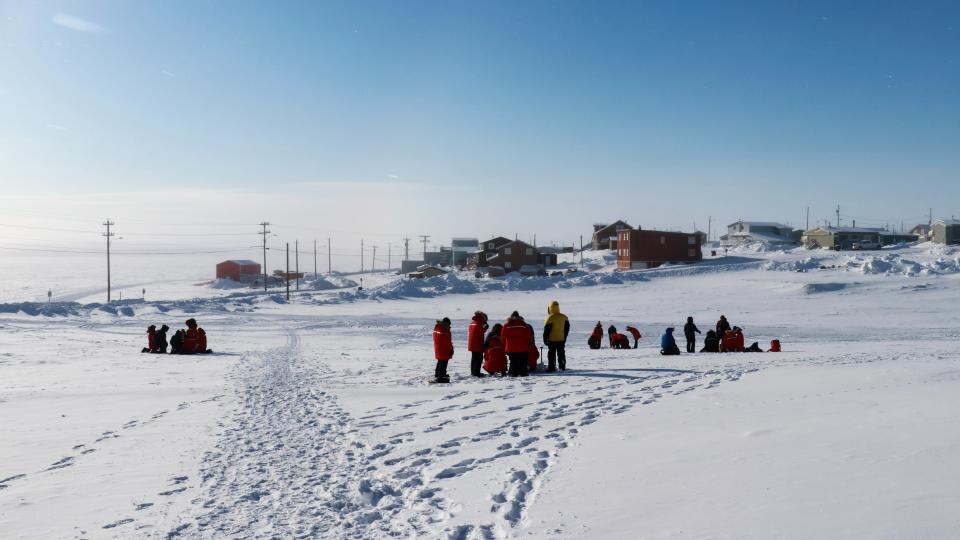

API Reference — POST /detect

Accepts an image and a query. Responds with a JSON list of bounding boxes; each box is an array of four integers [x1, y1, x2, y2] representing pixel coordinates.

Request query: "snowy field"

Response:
[[2, 244, 960, 538]]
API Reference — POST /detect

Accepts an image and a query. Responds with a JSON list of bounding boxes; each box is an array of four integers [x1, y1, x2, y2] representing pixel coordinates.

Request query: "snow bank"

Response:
[[762, 257, 824, 272], [845, 254, 960, 277], [208, 278, 248, 290]]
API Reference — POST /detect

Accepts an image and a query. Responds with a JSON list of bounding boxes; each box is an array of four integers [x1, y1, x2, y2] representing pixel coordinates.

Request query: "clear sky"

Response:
[[1, 1, 958, 268]]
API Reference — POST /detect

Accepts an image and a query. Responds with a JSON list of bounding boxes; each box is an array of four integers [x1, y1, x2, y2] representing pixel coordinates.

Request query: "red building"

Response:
[[216, 259, 262, 281], [617, 229, 702, 270]]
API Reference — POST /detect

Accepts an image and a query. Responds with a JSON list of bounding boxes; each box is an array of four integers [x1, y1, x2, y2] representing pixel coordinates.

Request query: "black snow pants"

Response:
[[435, 360, 449, 380], [547, 342, 566, 371], [470, 351, 483, 376], [685, 334, 696, 353], [507, 352, 528, 377]]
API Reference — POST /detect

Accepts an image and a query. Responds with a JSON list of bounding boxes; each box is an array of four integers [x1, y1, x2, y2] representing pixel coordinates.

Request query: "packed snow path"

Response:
[[157, 320, 759, 539]]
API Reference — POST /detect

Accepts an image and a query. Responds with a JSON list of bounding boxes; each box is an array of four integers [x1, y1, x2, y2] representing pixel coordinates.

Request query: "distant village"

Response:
[[215, 218, 960, 285]]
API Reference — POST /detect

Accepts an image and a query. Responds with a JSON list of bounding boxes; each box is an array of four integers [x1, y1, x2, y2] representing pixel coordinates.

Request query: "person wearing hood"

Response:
[[607, 324, 618, 348], [170, 329, 185, 354], [625, 326, 642, 349], [182, 318, 201, 354], [467, 311, 489, 377], [700, 330, 720, 352], [683, 316, 701, 353], [543, 301, 570, 372], [588, 322, 603, 349], [660, 328, 681, 355], [155, 324, 169, 354], [433, 317, 454, 382], [502, 311, 531, 377], [142, 325, 157, 353], [483, 323, 507, 376], [716, 315, 731, 338]]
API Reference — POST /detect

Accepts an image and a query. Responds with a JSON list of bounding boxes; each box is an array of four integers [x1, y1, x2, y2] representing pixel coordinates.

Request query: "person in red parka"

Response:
[[142, 325, 157, 353], [182, 319, 201, 354], [433, 317, 454, 382], [526, 320, 540, 372], [467, 311, 488, 378], [611, 332, 631, 349], [501, 311, 531, 377], [483, 323, 507, 376], [625, 326, 642, 349], [721, 326, 745, 352], [588, 322, 603, 349]]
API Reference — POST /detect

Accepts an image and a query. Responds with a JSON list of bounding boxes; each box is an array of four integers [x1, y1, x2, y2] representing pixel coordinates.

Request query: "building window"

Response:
[[488, 242, 495, 249], [505, 261, 512, 269], [504, 247, 512, 255], [688, 236, 696, 245], [525, 248, 533, 255], [688, 248, 695, 257], [660, 236, 665, 245]]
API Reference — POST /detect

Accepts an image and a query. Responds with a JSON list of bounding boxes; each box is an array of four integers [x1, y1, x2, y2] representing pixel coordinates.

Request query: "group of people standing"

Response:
[[141, 318, 213, 355], [432, 301, 570, 383], [432, 307, 781, 382]]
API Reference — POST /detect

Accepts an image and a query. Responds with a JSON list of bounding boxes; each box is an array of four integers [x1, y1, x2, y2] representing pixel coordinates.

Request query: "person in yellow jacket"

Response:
[[543, 300, 570, 372]]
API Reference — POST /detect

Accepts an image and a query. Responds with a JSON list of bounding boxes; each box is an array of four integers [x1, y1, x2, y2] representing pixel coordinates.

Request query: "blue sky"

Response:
[[1, 0, 958, 255]]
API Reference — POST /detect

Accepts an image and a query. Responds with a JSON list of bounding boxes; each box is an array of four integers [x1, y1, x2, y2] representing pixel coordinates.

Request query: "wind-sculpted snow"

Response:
[[846, 254, 960, 276]]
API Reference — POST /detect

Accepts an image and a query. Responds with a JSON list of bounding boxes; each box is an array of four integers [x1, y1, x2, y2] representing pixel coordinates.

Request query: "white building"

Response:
[[721, 221, 797, 247]]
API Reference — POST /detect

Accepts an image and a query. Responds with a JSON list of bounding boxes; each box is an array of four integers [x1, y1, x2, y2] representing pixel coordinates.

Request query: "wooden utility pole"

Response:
[[285, 242, 290, 301], [103, 219, 115, 302], [258, 222, 270, 291], [295, 239, 300, 291], [372, 245, 377, 273]]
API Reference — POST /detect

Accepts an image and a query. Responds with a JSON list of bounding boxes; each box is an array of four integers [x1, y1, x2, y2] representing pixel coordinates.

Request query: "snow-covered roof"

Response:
[[727, 231, 796, 243], [726, 221, 790, 228], [223, 259, 260, 266], [807, 227, 884, 234]]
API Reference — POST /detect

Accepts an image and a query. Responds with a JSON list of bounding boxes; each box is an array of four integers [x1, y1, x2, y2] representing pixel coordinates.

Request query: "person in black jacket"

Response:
[[155, 324, 169, 353], [170, 329, 185, 355], [716, 315, 731, 339], [683, 316, 701, 353], [700, 330, 720, 352]]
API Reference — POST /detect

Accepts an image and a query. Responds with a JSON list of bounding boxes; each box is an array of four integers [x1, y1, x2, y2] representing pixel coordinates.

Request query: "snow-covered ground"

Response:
[[2, 244, 960, 538]]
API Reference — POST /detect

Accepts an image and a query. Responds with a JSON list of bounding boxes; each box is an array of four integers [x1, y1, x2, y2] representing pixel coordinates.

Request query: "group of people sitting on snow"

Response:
[[141, 318, 213, 355], [588, 323, 643, 350], [432, 301, 570, 383], [659, 315, 780, 356]]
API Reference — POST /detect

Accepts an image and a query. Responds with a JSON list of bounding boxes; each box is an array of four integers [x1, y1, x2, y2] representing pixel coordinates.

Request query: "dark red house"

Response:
[[216, 259, 262, 281], [616, 229, 702, 270]]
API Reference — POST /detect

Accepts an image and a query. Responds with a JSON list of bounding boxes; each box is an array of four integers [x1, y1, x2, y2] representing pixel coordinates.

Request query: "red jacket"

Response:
[[433, 323, 454, 361], [721, 330, 744, 352], [147, 330, 156, 351], [501, 318, 531, 354], [591, 326, 603, 339], [198, 328, 208, 352], [467, 315, 487, 352], [483, 335, 506, 374], [183, 328, 201, 353], [612, 333, 630, 348]]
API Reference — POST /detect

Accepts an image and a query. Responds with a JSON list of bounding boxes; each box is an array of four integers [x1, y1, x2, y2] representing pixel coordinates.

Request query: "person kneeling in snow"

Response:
[[170, 329, 185, 354], [588, 322, 603, 349], [433, 317, 454, 383], [660, 328, 681, 356], [611, 332, 631, 349], [155, 324, 169, 353], [720, 326, 745, 352], [142, 325, 157, 353], [700, 330, 720, 352], [482, 324, 507, 376], [182, 318, 213, 354]]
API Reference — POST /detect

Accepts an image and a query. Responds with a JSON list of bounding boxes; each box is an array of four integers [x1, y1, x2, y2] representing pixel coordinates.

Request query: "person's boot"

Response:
[[546, 361, 556, 373]]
